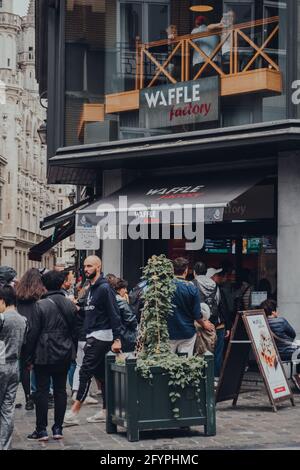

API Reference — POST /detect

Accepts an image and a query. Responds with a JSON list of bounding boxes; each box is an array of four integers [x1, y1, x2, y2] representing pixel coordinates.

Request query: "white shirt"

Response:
[[86, 330, 113, 342], [191, 25, 219, 66]]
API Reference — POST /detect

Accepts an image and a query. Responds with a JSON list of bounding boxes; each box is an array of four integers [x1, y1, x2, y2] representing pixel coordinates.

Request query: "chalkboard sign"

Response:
[[216, 310, 295, 412]]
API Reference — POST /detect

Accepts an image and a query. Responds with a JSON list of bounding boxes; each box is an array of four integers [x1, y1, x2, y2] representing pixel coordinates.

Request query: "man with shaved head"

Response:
[[64, 256, 122, 425]]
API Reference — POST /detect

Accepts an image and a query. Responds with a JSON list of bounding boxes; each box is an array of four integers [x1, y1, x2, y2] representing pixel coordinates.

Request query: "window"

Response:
[[64, 0, 288, 147], [7, 58, 10, 67], [57, 199, 63, 212]]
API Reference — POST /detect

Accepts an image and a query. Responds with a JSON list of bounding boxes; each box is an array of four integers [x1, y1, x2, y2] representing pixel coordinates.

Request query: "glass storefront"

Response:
[[64, 0, 287, 146]]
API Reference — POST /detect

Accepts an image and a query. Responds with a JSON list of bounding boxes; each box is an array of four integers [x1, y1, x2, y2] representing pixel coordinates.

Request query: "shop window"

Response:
[[64, 0, 287, 147]]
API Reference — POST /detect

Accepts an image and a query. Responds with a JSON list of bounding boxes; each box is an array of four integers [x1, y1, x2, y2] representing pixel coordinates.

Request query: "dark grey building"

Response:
[[34, 0, 300, 333]]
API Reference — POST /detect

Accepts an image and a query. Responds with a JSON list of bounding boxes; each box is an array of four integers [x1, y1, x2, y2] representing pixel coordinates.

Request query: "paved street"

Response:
[[11, 375, 300, 451]]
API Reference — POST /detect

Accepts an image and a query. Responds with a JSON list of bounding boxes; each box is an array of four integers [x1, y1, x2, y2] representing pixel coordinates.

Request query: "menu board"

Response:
[[262, 236, 277, 254], [205, 239, 234, 254], [242, 237, 261, 254], [244, 313, 291, 401]]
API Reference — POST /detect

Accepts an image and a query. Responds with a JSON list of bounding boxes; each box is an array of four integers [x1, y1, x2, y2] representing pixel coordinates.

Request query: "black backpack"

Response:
[[192, 279, 220, 324], [128, 281, 146, 323]]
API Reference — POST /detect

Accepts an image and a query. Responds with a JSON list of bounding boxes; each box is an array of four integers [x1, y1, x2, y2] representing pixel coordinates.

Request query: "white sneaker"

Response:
[[64, 410, 80, 426], [83, 395, 98, 405], [86, 410, 106, 423]]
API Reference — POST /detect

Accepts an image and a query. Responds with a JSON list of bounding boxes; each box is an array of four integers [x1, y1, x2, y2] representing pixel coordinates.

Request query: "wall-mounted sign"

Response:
[[140, 77, 219, 128], [75, 214, 100, 251]]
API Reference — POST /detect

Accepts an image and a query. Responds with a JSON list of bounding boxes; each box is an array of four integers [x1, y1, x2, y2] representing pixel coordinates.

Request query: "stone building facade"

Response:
[[0, 0, 74, 275]]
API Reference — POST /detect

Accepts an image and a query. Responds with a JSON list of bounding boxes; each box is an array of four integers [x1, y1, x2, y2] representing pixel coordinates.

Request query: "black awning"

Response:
[[40, 197, 93, 231], [28, 218, 75, 262], [76, 170, 265, 227]]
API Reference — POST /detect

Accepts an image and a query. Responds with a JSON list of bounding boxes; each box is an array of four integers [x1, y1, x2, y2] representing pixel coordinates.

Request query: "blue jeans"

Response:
[[214, 328, 225, 378], [68, 361, 76, 389]]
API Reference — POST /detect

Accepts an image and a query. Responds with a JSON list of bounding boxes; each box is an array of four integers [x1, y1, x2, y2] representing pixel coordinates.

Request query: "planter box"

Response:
[[105, 351, 216, 442]]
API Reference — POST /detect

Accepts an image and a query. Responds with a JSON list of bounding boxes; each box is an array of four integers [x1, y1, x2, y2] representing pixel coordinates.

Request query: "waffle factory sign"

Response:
[[140, 76, 219, 128]]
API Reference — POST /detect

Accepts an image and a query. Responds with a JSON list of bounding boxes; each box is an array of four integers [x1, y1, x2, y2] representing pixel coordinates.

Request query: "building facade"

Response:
[[35, 0, 300, 333], [0, 0, 61, 275]]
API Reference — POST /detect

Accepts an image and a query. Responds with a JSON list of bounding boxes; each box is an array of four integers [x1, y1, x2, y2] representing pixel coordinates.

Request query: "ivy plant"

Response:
[[134, 254, 207, 419]]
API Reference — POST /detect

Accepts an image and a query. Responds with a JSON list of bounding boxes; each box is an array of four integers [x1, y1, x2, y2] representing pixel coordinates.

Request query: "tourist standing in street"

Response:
[[26, 270, 77, 442], [16, 268, 47, 411], [0, 285, 27, 450], [64, 256, 122, 425], [168, 258, 214, 357]]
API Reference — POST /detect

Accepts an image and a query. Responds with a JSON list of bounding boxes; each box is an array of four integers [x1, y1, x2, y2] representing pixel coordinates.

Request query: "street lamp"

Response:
[[37, 120, 47, 145]]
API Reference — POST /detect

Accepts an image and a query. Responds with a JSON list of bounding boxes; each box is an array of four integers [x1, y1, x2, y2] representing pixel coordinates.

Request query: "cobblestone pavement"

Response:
[[11, 376, 300, 451]]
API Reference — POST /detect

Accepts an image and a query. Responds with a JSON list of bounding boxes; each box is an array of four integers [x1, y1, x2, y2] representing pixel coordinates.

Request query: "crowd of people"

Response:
[[0, 255, 299, 450]]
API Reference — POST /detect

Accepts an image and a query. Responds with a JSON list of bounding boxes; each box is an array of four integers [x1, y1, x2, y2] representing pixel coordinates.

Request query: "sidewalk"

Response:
[[11, 376, 300, 450]]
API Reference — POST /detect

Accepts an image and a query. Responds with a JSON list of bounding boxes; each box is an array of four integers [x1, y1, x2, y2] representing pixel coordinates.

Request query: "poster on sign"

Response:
[[216, 310, 294, 411], [243, 312, 292, 403]]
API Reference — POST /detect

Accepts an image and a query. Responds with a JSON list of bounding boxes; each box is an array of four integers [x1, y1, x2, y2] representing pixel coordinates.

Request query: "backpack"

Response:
[[128, 281, 146, 323], [192, 279, 220, 325]]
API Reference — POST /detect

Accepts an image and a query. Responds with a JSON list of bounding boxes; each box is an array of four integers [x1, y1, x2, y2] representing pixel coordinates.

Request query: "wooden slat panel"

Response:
[[105, 90, 140, 114], [221, 69, 282, 97], [77, 103, 105, 139]]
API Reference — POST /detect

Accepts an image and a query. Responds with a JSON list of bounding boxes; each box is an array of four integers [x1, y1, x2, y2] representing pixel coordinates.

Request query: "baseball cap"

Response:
[[206, 267, 223, 278], [195, 15, 207, 26]]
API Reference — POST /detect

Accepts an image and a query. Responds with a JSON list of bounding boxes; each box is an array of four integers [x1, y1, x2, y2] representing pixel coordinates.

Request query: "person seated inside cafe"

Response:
[[260, 299, 300, 392]]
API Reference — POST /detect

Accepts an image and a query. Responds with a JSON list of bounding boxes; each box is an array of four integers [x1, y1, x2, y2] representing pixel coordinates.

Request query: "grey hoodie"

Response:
[[0, 310, 27, 365], [194, 275, 220, 304]]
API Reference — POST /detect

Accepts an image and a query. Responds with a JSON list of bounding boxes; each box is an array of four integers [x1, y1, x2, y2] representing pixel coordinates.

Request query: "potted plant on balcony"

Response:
[[106, 254, 216, 442]]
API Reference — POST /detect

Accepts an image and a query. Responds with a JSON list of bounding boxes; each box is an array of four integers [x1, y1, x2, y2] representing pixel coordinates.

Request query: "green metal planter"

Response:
[[105, 351, 216, 442]]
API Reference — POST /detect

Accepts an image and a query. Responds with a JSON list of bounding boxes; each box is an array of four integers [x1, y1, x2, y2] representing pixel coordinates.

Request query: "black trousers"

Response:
[[34, 364, 69, 432], [19, 359, 30, 400], [77, 337, 111, 408]]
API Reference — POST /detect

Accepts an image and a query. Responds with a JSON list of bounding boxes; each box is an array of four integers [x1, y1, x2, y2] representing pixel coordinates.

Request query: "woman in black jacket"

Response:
[[16, 268, 47, 410], [26, 270, 77, 441], [114, 279, 138, 352]]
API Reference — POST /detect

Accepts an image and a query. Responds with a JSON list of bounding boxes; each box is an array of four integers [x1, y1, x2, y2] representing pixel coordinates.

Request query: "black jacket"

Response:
[[75, 294, 87, 342], [84, 274, 121, 340], [17, 299, 40, 363], [268, 317, 297, 358], [26, 291, 77, 366], [116, 294, 138, 352]]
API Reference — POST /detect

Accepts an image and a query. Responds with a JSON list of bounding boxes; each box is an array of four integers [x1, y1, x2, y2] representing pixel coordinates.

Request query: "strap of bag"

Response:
[[0, 313, 4, 334], [46, 297, 74, 337]]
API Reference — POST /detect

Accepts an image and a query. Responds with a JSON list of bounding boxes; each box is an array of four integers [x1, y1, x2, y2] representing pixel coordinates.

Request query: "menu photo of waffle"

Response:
[[259, 330, 278, 370]]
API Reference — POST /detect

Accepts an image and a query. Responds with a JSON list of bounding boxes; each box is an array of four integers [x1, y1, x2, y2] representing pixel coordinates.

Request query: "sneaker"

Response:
[[25, 399, 35, 411], [83, 395, 98, 405], [27, 430, 49, 442], [86, 410, 106, 423], [64, 410, 80, 426], [292, 374, 300, 392], [52, 425, 63, 440]]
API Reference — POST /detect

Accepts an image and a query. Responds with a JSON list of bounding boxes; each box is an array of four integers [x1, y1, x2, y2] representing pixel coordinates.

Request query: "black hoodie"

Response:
[[83, 274, 121, 340]]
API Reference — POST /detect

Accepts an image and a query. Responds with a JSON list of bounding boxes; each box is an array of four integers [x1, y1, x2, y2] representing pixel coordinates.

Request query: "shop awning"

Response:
[[76, 170, 266, 227], [28, 218, 75, 262], [29, 197, 94, 262]]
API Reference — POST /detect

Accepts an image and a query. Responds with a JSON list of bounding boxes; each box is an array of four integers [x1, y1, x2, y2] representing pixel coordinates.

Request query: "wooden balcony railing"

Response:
[[135, 16, 281, 88], [79, 17, 283, 137]]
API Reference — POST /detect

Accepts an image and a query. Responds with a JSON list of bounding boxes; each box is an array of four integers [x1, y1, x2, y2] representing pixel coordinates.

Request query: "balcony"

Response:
[[17, 52, 35, 65], [78, 15, 282, 137]]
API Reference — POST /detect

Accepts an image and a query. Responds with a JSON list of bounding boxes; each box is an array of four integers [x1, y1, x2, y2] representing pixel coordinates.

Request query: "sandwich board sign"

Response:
[[216, 310, 295, 412]]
